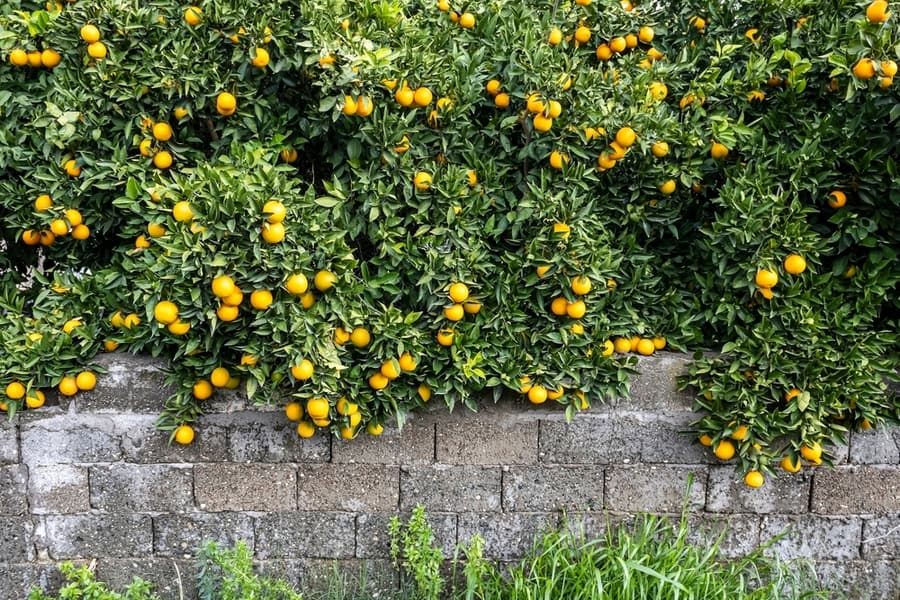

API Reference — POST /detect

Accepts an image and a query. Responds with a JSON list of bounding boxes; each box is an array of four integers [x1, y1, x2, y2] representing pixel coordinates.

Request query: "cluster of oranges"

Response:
[[79, 23, 107, 61], [7, 47, 60, 69], [436, 1, 475, 29], [754, 253, 807, 300], [437, 282, 479, 348], [851, 1, 895, 87], [138, 120, 176, 170], [2, 370, 98, 413], [341, 95, 375, 117], [21, 197, 89, 246]]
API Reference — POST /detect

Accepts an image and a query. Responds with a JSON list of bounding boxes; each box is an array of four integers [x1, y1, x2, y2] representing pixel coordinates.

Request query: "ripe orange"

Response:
[[212, 275, 236, 298], [184, 6, 203, 26], [87, 42, 107, 59], [147, 223, 166, 238], [350, 327, 371, 348], [417, 383, 432, 402], [9, 48, 27, 67], [342, 95, 357, 116], [638, 26, 654, 43], [62, 318, 82, 334], [615, 126, 636, 147], [882, 60, 898, 77], [713, 439, 736, 460], [367, 422, 384, 436], [174, 425, 195, 445], [710, 142, 729, 160], [436, 328, 455, 346], [123, 313, 141, 329], [648, 81, 668, 100], [174, 106, 189, 120], [866, 0, 890, 23], [744, 470, 765, 488], [5, 382, 25, 400], [527, 384, 548, 404], [356, 96, 374, 116], [800, 442, 822, 464], [216, 92, 237, 116], [827, 190, 847, 208], [296, 421, 316, 438], [153, 301, 179, 324], [698, 434, 713, 447], [783, 254, 807, 275], [369, 372, 389, 390], [59, 376, 79, 397], [34, 194, 52, 211], [651, 141, 669, 157], [448, 282, 470, 303], [380, 360, 401, 380], [153, 150, 173, 169], [64, 159, 81, 177], [494, 93, 510, 108], [250, 290, 273, 310], [285, 273, 309, 296], [313, 270, 336, 292], [595, 44, 612, 60], [536, 265, 551, 278], [574, 26, 591, 43], [547, 28, 563, 45], [653, 337, 667, 350], [167, 320, 190, 335], [444, 303, 465, 321], [210, 367, 231, 388], [192, 379, 213, 400], [754, 269, 778, 288], [730, 423, 749, 441], [251, 47, 269, 68], [413, 87, 433, 107], [613, 337, 631, 353], [41, 49, 61, 68], [550, 297, 568, 316], [22, 230, 41, 245], [636, 338, 655, 356], [781, 455, 802, 473], [76, 371, 97, 391], [306, 398, 330, 420], [549, 151, 569, 169], [609, 36, 626, 53], [853, 58, 876, 80], [600, 340, 615, 356], [395, 85, 415, 107], [27, 50, 41, 68], [398, 353, 417, 372], [546, 100, 562, 118], [571, 276, 592, 295], [152, 122, 173, 142], [784, 388, 802, 402], [414, 171, 432, 191], [533, 114, 553, 132], [216, 304, 239, 322], [459, 12, 475, 28], [285, 402, 303, 421], [658, 179, 676, 195], [566, 300, 586, 319], [50, 219, 69, 236], [291, 359, 314, 381], [25, 390, 46, 409], [261, 222, 285, 243]]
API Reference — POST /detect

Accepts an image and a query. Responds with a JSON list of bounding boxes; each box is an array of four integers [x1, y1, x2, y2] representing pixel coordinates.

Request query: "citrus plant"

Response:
[[1, 0, 897, 484]]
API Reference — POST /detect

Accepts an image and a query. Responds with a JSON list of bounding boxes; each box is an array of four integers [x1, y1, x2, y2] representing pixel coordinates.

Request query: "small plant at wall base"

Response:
[[27, 562, 159, 600], [1, 0, 898, 483]]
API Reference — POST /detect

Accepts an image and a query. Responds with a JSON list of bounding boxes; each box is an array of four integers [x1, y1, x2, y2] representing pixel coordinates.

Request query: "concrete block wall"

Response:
[[0, 353, 898, 599]]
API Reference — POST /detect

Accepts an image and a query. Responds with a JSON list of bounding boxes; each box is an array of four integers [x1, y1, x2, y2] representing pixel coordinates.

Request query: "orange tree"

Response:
[[0, 0, 897, 484]]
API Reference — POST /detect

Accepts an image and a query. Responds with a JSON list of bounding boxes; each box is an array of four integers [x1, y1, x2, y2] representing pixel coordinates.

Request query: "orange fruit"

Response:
[[600, 340, 615, 356], [613, 337, 631, 353], [153, 150, 173, 169], [350, 327, 371, 348], [730, 423, 749, 441], [781, 455, 802, 473], [550, 297, 569, 316], [306, 398, 330, 420], [698, 434, 713, 447], [653, 337, 666, 350], [41, 49, 61, 68], [262, 200, 286, 223], [25, 390, 46, 409], [380, 360, 401, 380], [754, 269, 778, 288], [485, 79, 502, 95], [784, 388, 802, 402], [250, 290, 273, 310], [595, 44, 612, 60], [216, 304, 239, 322], [414, 171, 432, 191], [147, 223, 166, 238], [443, 304, 465, 321], [167, 320, 190, 335], [291, 359, 314, 381], [222, 289, 243, 307], [75, 371, 97, 391], [210, 367, 231, 388], [658, 179, 676, 195], [152, 122, 173, 142], [609, 36, 626, 53], [64, 159, 81, 177], [638, 26, 654, 43], [533, 114, 553, 132], [59, 376, 79, 397], [153, 300, 179, 324], [783, 254, 807, 275], [713, 440, 736, 460], [436, 328, 455, 346], [192, 379, 213, 400], [174, 106, 189, 120], [651, 141, 669, 158], [827, 190, 847, 208], [448, 282, 470, 303], [5, 382, 26, 400], [527, 385, 548, 404], [546, 100, 562, 118], [285, 273, 309, 296], [398, 353, 417, 372], [395, 85, 415, 107], [881, 60, 898, 77], [547, 28, 563, 45], [744, 470, 765, 488], [87, 42, 107, 59], [211, 275, 236, 298], [51, 219, 69, 236], [356, 96, 374, 117], [571, 276, 592, 296], [250, 47, 269, 68], [333, 327, 350, 345], [123, 313, 141, 329], [22, 230, 41, 246], [296, 421, 316, 438], [615, 126, 636, 147], [853, 58, 876, 80], [285, 402, 303, 421], [184, 6, 203, 25], [636, 338, 655, 356], [341, 95, 358, 116], [216, 92, 237, 116], [174, 425, 195, 445], [574, 26, 591, 43], [549, 151, 569, 169], [261, 222, 285, 243], [417, 384, 432, 402], [459, 12, 475, 28], [367, 422, 384, 436], [800, 442, 822, 464], [710, 142, 729, 160], [494, 93, 510, 108], [565, 299, 586, 319], [368, 372, 389, 390], [866, 0, 890, 23], [413, 87, 433, 107], [463, 300, 481, 314], [34, 194, 52, 211], [9, 48, 28, 67]]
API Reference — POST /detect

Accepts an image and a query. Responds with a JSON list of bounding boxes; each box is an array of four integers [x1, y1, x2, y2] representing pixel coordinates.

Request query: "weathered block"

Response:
[[356, 512, 457, 559], [401, 465, 501, 512], [153, 513, 255, 558], [812, 466, 900, 514], [0, 465, 28, 515], [605, 465, 706, 512], [685, 514, 763, 560], [850, 428, 900, 465], [813, 560, 900, 600], [21, 415, 122, 465], [332, 417, 434, 465], [0, 421, 18, 465], [639, 413, 716, 464], [28, 464, 90, 514], [297, 464, 399, 512], [121, 416, 228, 463], [71, 353, 173, 413], [539, 415, 642, 464], [861, 516, 900, 560], [458, 512, 558, 560], [297, 558, 397, 597], [705, 466, 811, 514], [623, 353, 694, 411], [253, 559, 306, 589], [436, 417, 538, 465], [254, 512, 356, 559], [42, 514, 152, 559], [95, 558, 195, 600], [0, 563, 67, 600], [760, 515, 862, 561], [194, 464, 296, 512], [90, 464, 194, 513], [502, 465, 604, 512], [225, 414, 330, 463], [0, 516, 34, 561]]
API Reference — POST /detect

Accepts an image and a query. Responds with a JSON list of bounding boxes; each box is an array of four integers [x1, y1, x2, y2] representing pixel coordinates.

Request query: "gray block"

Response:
[[760, 515, 862, 561], [813, 560, 900, 600], [861, 516, 900, 560], [28, 464, 90, 514], [706, 466, 811, 514], [42, 514, 152, 559], [0, 465, 27, 515], [639, 413, 716, 464], [812, 466, 900, 514], [95, 558, 195, 600], [332, 417, 434, 465], [685, 514, 763, 560], [355, 512, 457, 559], [194, 464, 296, 512], [0, 516, 34, 561], [458, 512, 558, 560], [226, 413, 330, 463], [21, 416, 122, 465], [401, 465, 501, 512], [606, 465, 706, 512], [153, 513, 255, 558], [90, 464, 194, 513], [71, 353, 174, 413], [539, 415, 642, 464], [253, 559, 306, 589], [436, 417, 538, 465], [254, 512, 356, 559], [502, 465, 604, 512], [0, 421, 17, 465], [297, 464, 399, 512], [0, 563, 67, 600], [850, 428, 900, 465], [623, 352, 694, 411], [297, 558, 397, 597], [121, 416, 228, 463]]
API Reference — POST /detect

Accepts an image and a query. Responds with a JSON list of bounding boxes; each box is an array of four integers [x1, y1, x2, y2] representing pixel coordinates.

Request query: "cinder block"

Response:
[[0, 465, 27, 515], [639, 413, 716, 464], [760, 515, 862, 561], [253, 559, 306, 589], [502, 465, 604, 512], [606, 465, 706, 512], [194, 464, 296, 512], [28, 464, 90, 514], [225, 413, 330, 463], [850, 428, 900, 465], [685, 514, 763, 560], [539, 415, 642, 464], [332, 417, 434, 465], [356, 512, 457, 559], [71, 353, 173, 413], [21, 415, 122, 465], [42, 514, 152, 559], [401, 465, 501, 512], [153, 513, 254, 558], [297, 558, 397, 597], [436, 418, 538, 465], [89, 464, 194, 513], [0, 421, 17, 465], [0, 563, 67, 600], [254, 512, 356, 559], [95, 558, 195, 600], [705, 466, 811, 514], [811, 466, 900, 514], [121, 416, 228, 463], [458, 512, 559, 560], [297, 464, 399, 512], [622, 353, 694, 411], [813, 560, 900, 600], [861, 516, 900, 560], [0, 516, 34, 561]]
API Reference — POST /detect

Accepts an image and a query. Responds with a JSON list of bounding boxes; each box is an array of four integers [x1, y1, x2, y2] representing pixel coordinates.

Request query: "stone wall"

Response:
[[1, 353, 898, 599]]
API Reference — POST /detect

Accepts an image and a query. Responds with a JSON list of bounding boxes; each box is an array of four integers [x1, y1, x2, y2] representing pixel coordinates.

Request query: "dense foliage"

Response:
[[1, 0, 898, 479]]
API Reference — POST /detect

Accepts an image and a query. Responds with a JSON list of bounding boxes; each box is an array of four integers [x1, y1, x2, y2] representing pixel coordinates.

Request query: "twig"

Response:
[[173, 559, 184, 600]]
